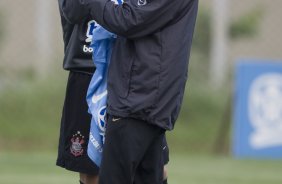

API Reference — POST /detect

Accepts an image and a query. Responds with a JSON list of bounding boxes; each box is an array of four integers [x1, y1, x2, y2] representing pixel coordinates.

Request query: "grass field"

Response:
[[0, 66, 281, 184], [0, 152, 281, 184], [0, 71, 231, 154]]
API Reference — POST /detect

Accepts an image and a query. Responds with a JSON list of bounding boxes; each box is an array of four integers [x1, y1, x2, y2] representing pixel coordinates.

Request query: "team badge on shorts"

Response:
[[70, 131, 85, 157]]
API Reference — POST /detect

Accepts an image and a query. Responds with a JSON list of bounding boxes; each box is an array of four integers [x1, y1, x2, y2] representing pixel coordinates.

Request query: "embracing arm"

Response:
[[71, 0, 187, 38], [58, 0, 89, 24]]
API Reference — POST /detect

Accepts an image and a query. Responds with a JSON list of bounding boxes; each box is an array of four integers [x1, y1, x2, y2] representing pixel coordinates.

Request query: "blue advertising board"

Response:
[[233, 60, 282, 158]]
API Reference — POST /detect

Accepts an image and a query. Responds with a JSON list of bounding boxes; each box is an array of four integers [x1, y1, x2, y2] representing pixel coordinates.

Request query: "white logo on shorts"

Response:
[[112, 117, 121, 122]]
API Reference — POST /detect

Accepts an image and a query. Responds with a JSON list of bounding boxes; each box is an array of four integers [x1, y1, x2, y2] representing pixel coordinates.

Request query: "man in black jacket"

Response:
[[57, 0, 171, 184], [60, 0, 195, 183]]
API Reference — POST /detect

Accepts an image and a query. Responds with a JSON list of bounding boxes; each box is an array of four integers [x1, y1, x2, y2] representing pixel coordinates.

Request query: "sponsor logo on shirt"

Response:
[[83, 20, 98, 53], [83, 45, 93, 53], [86, 20, 97, 43], [83, 0, 123, 53]]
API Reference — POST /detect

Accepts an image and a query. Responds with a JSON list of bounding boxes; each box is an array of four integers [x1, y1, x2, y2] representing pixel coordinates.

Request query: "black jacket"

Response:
[[58, 0, 96, 74], [66, 0, 198, 130]]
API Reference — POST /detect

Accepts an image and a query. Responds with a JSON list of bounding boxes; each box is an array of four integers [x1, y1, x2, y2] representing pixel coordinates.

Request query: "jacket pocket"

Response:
[[120, 56, 134, 98], [108, 38, 134, 99]]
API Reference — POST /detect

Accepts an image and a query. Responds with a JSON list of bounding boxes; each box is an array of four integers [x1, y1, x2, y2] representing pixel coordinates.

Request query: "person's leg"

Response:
[[162, 136, 169, 184], [134, 133, 169, 184], [99, 116, 164, 184], [163, 165, 168, 184], [133, 131, 164, 184], [80, 173, 99, 184], [56, 72, 99, 183]]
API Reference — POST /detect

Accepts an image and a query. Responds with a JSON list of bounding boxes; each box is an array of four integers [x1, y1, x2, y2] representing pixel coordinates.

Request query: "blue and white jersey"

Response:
[[86, 0, 123, 167]]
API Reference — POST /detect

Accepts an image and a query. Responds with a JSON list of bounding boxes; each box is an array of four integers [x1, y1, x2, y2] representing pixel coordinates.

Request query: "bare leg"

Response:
[[163, 165, 168, 183], [80, 173, 99, 184]]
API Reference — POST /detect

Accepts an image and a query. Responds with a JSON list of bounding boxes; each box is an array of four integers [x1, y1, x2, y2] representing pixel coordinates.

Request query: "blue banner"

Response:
[[233, 60, 282, 158]]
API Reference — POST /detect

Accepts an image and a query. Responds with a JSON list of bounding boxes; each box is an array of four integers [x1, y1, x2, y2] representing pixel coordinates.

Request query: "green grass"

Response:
[[0, 57, 233, 155], [169, 153, 282, 184], [0, 152, 76, 184], [0, 152, 281, 184], [0, 69, 230, 154], [0, 72, 67, 151], [167, 77, 232, 154]]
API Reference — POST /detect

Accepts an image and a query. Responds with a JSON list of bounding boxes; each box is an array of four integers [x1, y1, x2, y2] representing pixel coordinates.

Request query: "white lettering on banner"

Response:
[[249, 73, 282, 149]]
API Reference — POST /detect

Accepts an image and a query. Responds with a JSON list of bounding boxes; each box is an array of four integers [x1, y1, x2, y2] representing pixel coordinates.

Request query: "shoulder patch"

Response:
[[137, 0, 147, 6]]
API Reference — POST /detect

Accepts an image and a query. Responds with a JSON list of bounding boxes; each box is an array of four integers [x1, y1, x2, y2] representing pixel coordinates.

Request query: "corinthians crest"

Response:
[[70, 131, 85, 157]]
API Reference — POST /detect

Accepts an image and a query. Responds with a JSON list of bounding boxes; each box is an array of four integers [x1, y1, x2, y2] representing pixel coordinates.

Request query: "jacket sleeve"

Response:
[[78, 0, 184, 39], [58, 0, 89, 24]]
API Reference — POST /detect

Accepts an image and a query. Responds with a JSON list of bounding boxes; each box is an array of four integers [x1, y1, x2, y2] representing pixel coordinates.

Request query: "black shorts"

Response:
[[162, 136, 169, 165], [99, 116, 165, 184], [56, 71, 169, 175], [56, 71, 99, 175]]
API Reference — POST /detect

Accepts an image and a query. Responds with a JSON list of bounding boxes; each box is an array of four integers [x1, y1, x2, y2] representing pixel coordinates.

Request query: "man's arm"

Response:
[[75, 0, 186, 39], [58, 0, 89, 24]]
